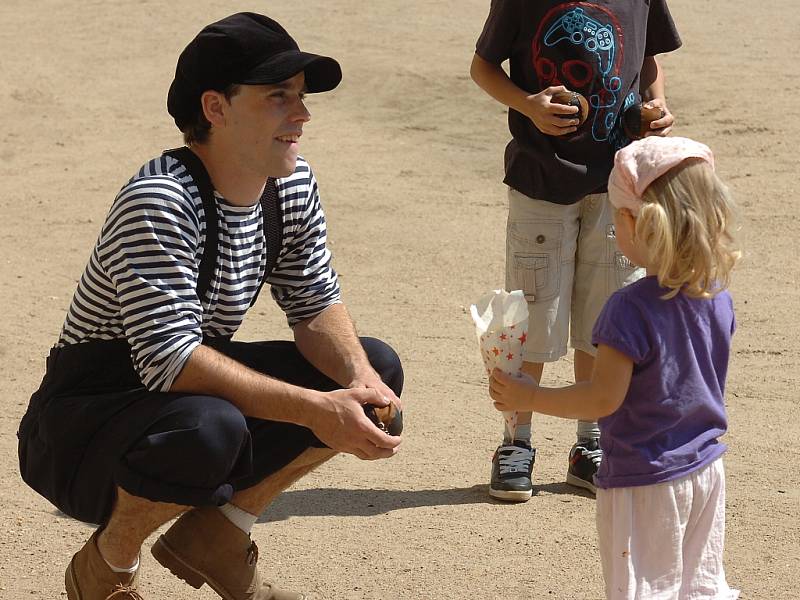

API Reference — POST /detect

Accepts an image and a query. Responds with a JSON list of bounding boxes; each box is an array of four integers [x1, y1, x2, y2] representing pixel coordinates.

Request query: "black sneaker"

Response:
[[489, 441, 535, 502], [566, 438, 602, 494]]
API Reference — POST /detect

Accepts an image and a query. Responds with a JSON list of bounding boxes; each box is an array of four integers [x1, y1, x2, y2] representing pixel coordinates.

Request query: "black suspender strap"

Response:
[[161, 147, 282, 308], [250, 175, 281, 307], [162, 147, 218, 303]]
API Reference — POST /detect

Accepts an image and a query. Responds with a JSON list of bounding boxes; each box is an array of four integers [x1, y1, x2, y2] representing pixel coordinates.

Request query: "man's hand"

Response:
[[522, 85, 581, 136], [347, 370, 403, 412], [642, 98, 674, 137], [307, 387, 401, 461], [488, 368, 539, 412]]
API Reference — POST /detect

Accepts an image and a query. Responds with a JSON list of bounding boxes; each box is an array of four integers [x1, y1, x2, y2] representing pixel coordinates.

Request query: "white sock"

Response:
[[576, 420, 600, 441], [218, 503, 258, 534], [503, 422, 532, 444], [104, 554, 139, 574]]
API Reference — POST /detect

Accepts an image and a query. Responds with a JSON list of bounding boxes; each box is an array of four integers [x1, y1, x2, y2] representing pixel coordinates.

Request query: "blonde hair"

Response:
[[636, 158, 741, 299]]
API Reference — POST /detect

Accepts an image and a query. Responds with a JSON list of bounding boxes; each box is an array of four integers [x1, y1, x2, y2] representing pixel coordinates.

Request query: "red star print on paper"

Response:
[[499, 333, 508, 341], [492, 347, 500, 356], [518, 332, 527, 344], [506, 353, 514, 360]]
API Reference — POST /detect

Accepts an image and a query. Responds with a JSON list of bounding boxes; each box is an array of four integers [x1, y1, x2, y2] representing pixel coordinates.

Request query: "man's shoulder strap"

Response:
[[161, 147, 282, 307], [252, 174, 282, 307], [162, 146, 219, 303]]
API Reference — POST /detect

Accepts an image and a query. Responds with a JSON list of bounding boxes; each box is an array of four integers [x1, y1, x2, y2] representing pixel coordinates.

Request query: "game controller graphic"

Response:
[[537, 6, 622, 141], [544, 8, 615, 75]]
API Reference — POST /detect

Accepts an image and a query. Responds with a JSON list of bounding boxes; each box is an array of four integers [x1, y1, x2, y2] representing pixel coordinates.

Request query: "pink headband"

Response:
[[608, 136, 715, 216]]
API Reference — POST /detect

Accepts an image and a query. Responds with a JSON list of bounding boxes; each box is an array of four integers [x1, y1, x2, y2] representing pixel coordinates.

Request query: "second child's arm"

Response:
[[489, 344, 633, 421], [470, 53, 579, 136], [639, 55, 674, 136]]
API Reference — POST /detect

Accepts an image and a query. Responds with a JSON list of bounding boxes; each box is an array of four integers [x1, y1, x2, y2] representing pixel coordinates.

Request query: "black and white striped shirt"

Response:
[[58, 154, 341, 391]]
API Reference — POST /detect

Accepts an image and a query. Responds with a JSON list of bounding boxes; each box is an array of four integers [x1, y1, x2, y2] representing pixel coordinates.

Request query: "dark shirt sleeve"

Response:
[[645, 0, 683, 56], [475, 0, 521, 64], [592, 292, 652, 364]]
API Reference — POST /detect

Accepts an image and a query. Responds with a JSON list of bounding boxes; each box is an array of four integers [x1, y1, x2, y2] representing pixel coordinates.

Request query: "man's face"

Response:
[[222, 72, 311, 178]]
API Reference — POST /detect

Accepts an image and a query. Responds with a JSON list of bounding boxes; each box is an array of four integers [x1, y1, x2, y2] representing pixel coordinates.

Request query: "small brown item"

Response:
[[364, 400, 403, 436], [551, 90, 589, 126], [622, 103, 666, 140]]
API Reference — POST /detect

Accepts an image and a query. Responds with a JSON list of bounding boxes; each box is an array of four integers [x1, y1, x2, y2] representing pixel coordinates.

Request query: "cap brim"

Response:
[[241, 50, 342, 93]]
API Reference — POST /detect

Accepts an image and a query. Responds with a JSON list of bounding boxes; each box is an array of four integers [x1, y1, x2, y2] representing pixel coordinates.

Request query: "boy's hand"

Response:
[[523, 85, 581, 136], [489, 368, 538, 412], [642, 98, 674, 137]]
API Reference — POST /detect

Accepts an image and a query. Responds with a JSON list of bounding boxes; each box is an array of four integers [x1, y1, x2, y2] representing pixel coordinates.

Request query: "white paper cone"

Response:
[[470, 289, 529, 439]]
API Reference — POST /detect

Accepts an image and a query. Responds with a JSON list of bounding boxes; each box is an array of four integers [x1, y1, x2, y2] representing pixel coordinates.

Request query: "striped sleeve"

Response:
[[268, 161, 341, 326], [96, 173, 204, 391]]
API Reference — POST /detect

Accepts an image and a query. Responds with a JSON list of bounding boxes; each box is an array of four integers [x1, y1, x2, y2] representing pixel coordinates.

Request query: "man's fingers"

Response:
[[354, 442, 397, 461], [363, 424, 402, 449]]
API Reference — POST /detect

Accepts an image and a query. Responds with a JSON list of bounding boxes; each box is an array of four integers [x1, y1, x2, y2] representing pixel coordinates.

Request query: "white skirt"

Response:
[[596, 458, 739, 600]]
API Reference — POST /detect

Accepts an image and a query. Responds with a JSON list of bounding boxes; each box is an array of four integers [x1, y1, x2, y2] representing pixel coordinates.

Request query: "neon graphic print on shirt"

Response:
[[533, 3, 627, 143]]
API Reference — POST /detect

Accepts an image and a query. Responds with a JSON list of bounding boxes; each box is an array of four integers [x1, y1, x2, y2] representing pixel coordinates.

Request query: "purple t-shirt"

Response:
[[591, 276, 735, 489]]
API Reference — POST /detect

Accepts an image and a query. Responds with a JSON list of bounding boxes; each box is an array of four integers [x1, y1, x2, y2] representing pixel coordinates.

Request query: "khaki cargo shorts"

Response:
[[505, 187, 643, 363]]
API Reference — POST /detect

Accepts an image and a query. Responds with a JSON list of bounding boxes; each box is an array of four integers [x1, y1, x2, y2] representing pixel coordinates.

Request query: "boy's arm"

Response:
[[470, 53, 580, 136], [489, 344, 633, 420], [639, 55, 674, 136]]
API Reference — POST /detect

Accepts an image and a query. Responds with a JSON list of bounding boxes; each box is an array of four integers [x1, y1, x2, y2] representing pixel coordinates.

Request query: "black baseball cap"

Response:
[[167, 12, 342, 129]]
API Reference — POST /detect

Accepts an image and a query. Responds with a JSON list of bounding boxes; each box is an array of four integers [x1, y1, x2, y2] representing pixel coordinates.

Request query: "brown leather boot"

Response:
[[65, 531, 143, 600], [151, 507, 304, 600]]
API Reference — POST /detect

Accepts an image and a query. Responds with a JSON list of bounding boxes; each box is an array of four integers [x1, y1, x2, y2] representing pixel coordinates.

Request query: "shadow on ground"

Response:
[[258, 481, 591, 522]]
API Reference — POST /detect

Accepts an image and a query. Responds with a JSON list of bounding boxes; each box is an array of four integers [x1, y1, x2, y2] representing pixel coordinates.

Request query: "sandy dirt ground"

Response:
[[1, 1, 798, 598]]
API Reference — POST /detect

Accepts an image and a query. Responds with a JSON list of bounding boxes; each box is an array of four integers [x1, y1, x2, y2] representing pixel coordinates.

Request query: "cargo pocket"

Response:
[[606, 223, 641, 289], [614, 251, 639, 288], [508, 221, 563, 302]]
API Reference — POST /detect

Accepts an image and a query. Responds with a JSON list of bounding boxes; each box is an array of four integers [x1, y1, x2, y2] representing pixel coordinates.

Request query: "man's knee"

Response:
[[360, 337, 404, 396], [127, 396, 250, 488]]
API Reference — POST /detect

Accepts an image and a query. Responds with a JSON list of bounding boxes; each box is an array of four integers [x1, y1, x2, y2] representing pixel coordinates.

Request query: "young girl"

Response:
[[489, 136, 740, 599]]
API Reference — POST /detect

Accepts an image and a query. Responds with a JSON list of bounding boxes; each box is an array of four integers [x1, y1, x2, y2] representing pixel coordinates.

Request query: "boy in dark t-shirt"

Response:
[[470, 0, 682, 501]]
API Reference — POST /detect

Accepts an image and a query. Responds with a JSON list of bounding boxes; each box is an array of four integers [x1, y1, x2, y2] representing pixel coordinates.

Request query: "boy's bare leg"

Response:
[[490, 363, 541, 501], [573, 349, 594, 382], [96, 487, 186, 568], [569, 349, 602, 494], [574, 348, 600, 438], [516, 361, 545, 433]]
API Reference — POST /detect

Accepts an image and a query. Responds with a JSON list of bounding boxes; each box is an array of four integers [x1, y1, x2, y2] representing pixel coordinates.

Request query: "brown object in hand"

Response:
[[622, 103, 666, 140], [364, 400, 403, 436], [551, 90, 589, 126]]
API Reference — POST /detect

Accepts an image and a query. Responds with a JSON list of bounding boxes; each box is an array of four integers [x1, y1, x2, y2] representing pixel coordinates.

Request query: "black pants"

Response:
[[17, 337, 403, 525]]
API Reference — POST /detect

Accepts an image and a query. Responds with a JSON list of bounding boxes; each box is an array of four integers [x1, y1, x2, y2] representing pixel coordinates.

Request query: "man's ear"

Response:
[[200, 90, 228, 128]]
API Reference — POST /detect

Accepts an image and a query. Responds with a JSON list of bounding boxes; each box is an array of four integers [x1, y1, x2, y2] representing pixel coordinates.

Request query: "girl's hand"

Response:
[[489, 368, 539, 412], [522, 85, 580, 136], [642, 98, 674, 137]]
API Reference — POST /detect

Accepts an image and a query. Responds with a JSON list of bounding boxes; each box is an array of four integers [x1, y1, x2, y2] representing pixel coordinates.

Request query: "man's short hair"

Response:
[[181, 84, 241, 145]]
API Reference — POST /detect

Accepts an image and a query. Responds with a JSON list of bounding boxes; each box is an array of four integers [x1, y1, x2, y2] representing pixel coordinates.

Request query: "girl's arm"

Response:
[[489, 344, 633, 421]]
